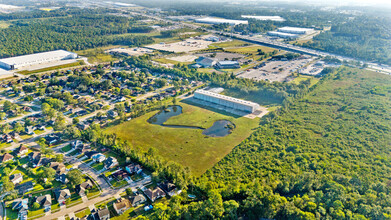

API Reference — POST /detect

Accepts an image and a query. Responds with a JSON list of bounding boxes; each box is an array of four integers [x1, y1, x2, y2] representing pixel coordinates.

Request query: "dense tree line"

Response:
[[0, 12, 154, 58], [300, 16, 391, 65]]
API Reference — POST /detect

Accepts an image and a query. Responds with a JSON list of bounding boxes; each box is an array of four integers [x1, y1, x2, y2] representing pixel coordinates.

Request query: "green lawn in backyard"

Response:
[[105, 101, 260, 176]]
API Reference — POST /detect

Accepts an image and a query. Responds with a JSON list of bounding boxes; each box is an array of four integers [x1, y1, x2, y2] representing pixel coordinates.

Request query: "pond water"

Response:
[[202, 120, 235, 137], [148, 105, 234, 137]]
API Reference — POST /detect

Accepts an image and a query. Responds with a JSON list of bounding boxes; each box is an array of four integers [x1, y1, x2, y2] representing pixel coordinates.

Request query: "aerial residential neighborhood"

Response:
[[0, 0, 390, 219]]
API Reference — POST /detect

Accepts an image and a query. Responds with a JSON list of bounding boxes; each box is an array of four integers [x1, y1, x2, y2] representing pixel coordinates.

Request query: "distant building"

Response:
[[195, 17, 248, 25], [216, 61, 240, 69], [0, 50, 78, 70], [194, 89, 260, 113], [267, 31, 299, 39], [277, 26, 314, 34], [195, 57, 216, 68]]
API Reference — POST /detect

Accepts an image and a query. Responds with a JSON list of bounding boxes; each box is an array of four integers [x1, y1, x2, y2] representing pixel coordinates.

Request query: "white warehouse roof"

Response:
[[277, 27, 314, 33], [241, 15, 285, 22], [0, 50, 77, 69], [195, 17, 248, 25], [195, 89, 260, 109], [268, 31, 299, 38]]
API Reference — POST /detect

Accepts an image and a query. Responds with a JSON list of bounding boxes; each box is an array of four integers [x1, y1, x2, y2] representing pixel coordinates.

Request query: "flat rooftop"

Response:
[[0, 50, 77, 65], [268, 31, 299, 37], [278, 27, 314, 32], [241, 15, 285, 22], [195, 89, 260, 108], [195, 17, 248, 25]]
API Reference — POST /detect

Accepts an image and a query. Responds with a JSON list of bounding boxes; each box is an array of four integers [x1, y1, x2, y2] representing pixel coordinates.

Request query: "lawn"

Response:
[[66, 192, 83, 207], [111, 179, 128, 188], [75, 208, 91, 219], [5, 207, 18, 220], [105, 101, 260, 175], [61, 145, 72, 153], [27, 208, 45, 218], [225, 45, 277, 54], [210, 40, 251, 48], [87, 186, 101, 199], [91, 162, 105, 171], [110, 207, 136, 220]]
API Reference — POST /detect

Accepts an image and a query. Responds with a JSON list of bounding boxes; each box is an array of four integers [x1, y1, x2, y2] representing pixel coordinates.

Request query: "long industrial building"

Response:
[[195, 17, 248, 25], [0, 50, 78, 70], [277, 27, 314, 34], [194, 89, 260, 113], [267, 31, 299, 39]]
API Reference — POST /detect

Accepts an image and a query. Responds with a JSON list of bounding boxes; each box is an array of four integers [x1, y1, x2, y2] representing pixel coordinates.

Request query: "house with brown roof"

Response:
[[76, 180, 93, 196], [159, 181, 182, 197], [113, 198, 131, 215], [35, 194, 51, 212], [144, 187, 165, 202], [1, 153, 14, 163], [10, 173, 23, 185], [54, 189, 71, 206], [50, 162, 66, 175], [14, 145, 28, 157]]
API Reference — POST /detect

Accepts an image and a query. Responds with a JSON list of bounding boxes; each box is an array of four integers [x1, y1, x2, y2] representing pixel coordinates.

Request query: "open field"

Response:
[[225, 45, 277, 54], [105, 101, 260, 175], [210, 40, 251, 48], [17, 60, 85, 75]]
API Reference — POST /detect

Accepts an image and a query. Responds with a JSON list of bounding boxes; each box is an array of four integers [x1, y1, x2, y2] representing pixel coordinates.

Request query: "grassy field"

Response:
[[225, 45, 277, 54], [210, 40, 251, 48], [105, 101, 260, 175], [76, 48, 117, 64]]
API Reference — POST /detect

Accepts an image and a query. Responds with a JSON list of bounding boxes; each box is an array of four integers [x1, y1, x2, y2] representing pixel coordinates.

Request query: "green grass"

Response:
[[210, 40, 251, 48], [110, 207, 136, 220], [66, 192, 83, 207], [17, 60, 85, 75], [19, 134, 33, 140], [87, 186, 101, 199], [75, 208, 91, 219], [27, 208, 45, 218], [34, 129, 46, 135], [91, 162, 105, 171], [5, 207, 18, 220], [111, 179, 128, 188], [291, 75, 320, 87], [225, 45, 276, 54], [105, 101, 260, 175]]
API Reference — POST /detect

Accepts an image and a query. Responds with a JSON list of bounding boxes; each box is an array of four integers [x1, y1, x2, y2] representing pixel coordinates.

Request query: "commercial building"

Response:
[[195, 17, 248, 25], [216, 61, 240, 69], [194, 89, 260, 113], [267, 31, 299, 39], [241, 15, 285, 22], [277, 27, 314, 34], [0, 50, 78, 70]]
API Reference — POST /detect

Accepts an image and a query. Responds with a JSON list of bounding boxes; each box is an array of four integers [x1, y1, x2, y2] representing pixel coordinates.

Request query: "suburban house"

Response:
[[125, 163, 143, 175], [159, 182, 181, 197], [89, 208, 110, 220], [29, 152, 50, 168], [54, 188, 71, 205], [11, 198, 28, 220], [15, 181, 34, 194], [84, 151, 99, 159], [104, 157, 118, 170], [129, 194, 147, 207], [25, 126, 35, 135], [56, 173, 69, 184], [71, 140, 84, 149], [10, 173, 23, 185], [49, 162, 67, 175], [35, 194, 52, 212], [92, 153, 106, 163], [1, 134, 13, 143], [14, 145, 28, 157], [1, 153, 14, 163], [144, 187, 166, 202], [195, 57, 217, 68], [113, 198, 131, 215], [107, 110, 118, 118], [76, 180, 93, 196]]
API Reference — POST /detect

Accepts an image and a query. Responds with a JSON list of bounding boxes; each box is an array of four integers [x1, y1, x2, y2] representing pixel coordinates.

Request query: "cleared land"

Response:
[[105, 101, 260, 175]]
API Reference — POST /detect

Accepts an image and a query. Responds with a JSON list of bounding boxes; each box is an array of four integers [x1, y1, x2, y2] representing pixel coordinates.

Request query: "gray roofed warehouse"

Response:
[[0, 50, 78, 70], [194, 89, 260, 113]]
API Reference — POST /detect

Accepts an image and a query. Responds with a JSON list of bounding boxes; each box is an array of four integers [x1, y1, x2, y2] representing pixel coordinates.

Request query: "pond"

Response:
[[202, 120, 235, 137], [148, 105, 234, 137]]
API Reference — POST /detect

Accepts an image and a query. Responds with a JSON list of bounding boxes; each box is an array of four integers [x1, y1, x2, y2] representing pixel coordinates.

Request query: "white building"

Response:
[[195, 17, 248, 25], [0, 50, 78, 70], [194, 89, 260, 113], [241, 15, 285, 22], [277, 27, 314, 34], [267, 31, 299, 39]]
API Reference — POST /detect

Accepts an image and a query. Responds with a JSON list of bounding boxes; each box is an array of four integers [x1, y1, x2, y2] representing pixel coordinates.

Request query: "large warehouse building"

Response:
[[195, 17, 248, 25], [194, 89, 260, 113], [267, 31, 299, 39], [277, 27, 314, 34], [0, 50, 78, 70]]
